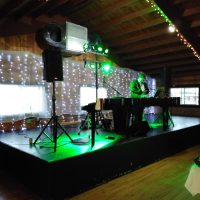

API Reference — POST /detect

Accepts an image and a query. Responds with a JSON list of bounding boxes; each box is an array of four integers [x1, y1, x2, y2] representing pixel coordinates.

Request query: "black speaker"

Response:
[[35, 23, 65, 50], [128, 121, 151, 137], [42, 49, 63, 82]]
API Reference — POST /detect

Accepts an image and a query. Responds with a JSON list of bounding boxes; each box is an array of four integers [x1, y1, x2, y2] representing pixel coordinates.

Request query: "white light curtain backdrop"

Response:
[[0, 51, 155, 122]]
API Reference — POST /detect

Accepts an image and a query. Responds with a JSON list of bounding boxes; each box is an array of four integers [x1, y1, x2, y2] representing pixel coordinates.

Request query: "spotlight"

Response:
[[104, 48, 109, 55], [97, 46, 103, 52], [82, 34, 109, 56], [90, 62, 96, 69], [101, 62, 112, 75]]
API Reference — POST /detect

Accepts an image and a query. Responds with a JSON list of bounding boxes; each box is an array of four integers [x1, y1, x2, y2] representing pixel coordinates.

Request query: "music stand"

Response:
[[33, 80, 73, 152]]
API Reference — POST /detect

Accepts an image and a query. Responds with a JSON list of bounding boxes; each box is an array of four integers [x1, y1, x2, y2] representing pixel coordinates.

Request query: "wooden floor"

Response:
[[0, 145, 200, 200]]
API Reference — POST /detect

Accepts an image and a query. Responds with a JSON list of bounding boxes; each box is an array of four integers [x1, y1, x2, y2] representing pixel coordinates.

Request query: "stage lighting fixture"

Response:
[[83, 43, 89, 51], [83, 34, 109, 56], [90, 62, 96, 69], [101, 62, 112, 75], [96, 44, 103, 53], [104, 48, 109, 55]]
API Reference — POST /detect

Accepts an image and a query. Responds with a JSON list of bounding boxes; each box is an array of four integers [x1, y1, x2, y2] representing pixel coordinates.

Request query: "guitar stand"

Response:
[[33, 81, 73, 152]]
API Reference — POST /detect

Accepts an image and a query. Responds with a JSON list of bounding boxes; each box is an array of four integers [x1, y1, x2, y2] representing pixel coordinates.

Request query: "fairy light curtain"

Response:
[[0, 51, 155, 122]]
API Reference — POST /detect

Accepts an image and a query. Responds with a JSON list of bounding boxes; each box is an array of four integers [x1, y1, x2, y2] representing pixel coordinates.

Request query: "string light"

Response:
[[168, 25, 175, 33], [0, 51, 155, 130], [146, 0, 200, 60]]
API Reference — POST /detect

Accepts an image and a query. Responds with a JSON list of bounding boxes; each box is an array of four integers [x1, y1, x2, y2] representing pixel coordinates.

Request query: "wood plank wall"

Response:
[[0, 34, 42, 53], [0, 33, 109, 63]]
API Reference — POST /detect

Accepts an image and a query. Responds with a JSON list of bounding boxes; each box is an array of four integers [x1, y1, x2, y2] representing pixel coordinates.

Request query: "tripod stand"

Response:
[[33, 81, 73, 152]]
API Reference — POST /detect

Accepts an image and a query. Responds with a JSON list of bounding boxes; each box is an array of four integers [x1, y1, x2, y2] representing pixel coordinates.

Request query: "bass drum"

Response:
[[35, 22, 66, 50]]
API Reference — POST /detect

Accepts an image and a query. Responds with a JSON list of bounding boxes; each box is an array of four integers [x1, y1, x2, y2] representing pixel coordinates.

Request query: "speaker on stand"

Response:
[[42, 49, 63, 82], [33, 49, 75, 152]]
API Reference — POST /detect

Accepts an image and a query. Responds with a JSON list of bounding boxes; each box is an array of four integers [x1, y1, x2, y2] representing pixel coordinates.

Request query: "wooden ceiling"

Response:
[[0, 0, 200, 78]]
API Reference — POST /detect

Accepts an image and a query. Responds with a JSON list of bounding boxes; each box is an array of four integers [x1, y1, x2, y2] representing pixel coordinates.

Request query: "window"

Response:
[[80, 87, 107, 106], [170, 87, 199, 105], [0, 84, 47, 116]]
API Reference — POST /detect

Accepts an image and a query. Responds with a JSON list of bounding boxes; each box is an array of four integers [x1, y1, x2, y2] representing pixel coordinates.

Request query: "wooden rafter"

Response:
[[154, 0, 200, 55], [112, 36, 179, 54], [103, 17, 164, 40]]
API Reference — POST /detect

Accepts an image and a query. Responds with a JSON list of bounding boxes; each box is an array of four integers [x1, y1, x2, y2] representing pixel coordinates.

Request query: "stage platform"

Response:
[[0, 116, 200, 200]]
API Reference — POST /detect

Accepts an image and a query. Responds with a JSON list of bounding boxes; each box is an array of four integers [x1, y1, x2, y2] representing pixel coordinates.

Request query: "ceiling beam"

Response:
[[191, 19, 200, 28], [174, 0, 188, 5], [143, 64, 200, 78], [172, 64, 200, 72], [132, 59, 199, 71], [130, 51, 193, 65], [91, 6, 154, 33], [31, 0, 71, 19], [103, 17, 164, 40], [112, 36, 179, 54], [70, 0, 132, 24], [0, 0, 29, 25], [183, 6, 200, 17], [121, 44, 187, 60], [0, 0, 25, 18], [154, 0, 200, 55], [133, 57, 199, 69], [107, 24, 168, 47], [14, 1, 47, 21], [48, 0, 93, 17]]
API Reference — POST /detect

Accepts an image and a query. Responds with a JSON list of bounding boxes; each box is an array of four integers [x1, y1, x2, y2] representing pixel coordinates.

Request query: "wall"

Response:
[[170, 72, 200, 117], [0, 34, 41, 53], [0, 33, 155, 123], [0, 33, 109, 63]]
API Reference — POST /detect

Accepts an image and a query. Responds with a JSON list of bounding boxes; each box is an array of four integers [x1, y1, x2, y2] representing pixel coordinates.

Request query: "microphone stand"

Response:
[[103, 76, 122, 96]]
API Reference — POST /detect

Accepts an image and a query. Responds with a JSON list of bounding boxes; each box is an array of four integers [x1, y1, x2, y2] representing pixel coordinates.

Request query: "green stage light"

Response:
[[90, 62, 96, 69], [83, 43, 89, 51], [93, 44, 103, 53], [101, 62, 112, 75], [104, 48, 109, 55], [97, 45, 103, 52]]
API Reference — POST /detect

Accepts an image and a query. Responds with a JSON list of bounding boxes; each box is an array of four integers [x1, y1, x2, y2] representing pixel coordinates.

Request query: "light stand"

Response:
[[33, 80, 73, 152], [81, 36, 110, 147], [95, 54, 98, 100], [79, 57, 107, 147]]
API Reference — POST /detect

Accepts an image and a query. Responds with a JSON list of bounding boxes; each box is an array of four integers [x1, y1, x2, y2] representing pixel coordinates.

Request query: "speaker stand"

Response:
[[33, 81, 73, 152]]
